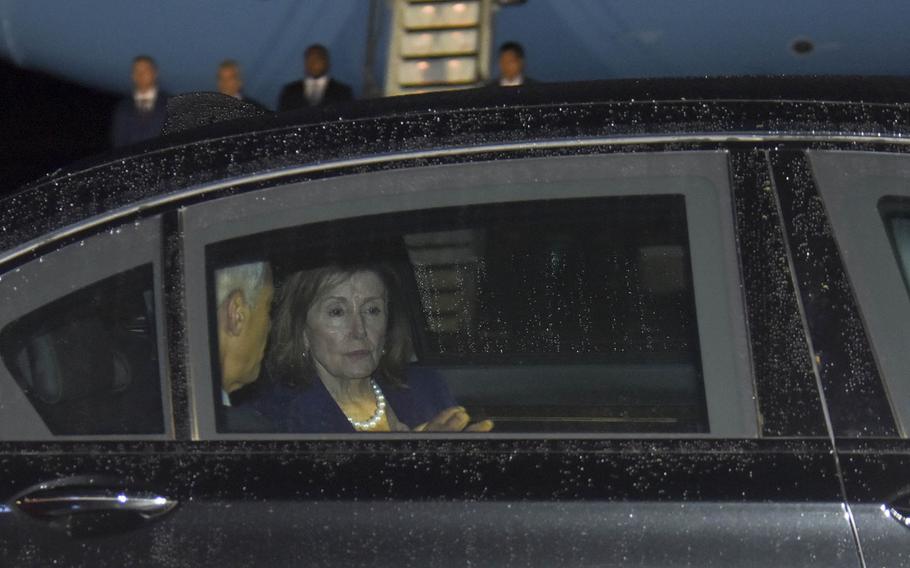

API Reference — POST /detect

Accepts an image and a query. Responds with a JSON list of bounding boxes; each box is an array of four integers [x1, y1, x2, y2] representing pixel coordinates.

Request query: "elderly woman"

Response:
[[263, 263, 493, 433]]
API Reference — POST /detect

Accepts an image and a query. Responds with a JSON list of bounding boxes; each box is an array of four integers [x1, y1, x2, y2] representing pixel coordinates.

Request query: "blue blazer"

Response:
[[254, 368, 455, 433]]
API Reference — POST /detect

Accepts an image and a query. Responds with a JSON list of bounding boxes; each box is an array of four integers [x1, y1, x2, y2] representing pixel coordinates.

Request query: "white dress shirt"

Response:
[[499, 75, 525, 87], [304, 75, 329, 106], [134, 87, 158, 112]]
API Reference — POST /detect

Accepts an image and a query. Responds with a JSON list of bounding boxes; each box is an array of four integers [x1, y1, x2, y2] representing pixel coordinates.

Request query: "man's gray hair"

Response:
[[215, 261, 269, 308]]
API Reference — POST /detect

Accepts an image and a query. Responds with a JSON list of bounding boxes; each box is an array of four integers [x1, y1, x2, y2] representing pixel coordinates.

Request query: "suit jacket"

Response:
[[276, 77, 353, 112], [216, 385, 275, 433], [253, 368, 456, 433], [111, 93, 168, 148], [218, 404, 274, 433], [485, 76, 538, 88]]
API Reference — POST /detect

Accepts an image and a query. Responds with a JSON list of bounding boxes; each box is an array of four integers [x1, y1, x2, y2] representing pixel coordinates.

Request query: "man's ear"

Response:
[[225, 289, 249, 336]]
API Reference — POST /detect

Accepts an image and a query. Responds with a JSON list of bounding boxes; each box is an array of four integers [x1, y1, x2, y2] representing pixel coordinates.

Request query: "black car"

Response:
[[2, 77, 910, 566]]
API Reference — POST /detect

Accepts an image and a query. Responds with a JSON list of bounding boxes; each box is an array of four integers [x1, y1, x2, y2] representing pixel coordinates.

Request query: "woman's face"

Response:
[[303, 271, 388, 383]]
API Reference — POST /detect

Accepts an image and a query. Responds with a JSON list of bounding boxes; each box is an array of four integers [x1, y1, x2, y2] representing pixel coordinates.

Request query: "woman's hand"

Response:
[[413, 406, 494, 432]]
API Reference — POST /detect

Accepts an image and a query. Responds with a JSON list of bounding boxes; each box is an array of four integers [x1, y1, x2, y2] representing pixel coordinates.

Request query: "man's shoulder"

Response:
[[114, 96, 134, 112], [326, 78, 354, 102], [328, 78, 352, 91], [279, 80, 302, 93], [153, 93, 169, 113]]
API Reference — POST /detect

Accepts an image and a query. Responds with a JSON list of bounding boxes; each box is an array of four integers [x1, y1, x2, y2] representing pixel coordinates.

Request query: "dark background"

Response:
[[4, 2, 910, 198], [1, 58, 119, 195]]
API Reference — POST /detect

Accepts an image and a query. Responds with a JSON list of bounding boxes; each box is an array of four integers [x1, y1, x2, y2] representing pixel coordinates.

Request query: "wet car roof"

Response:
[[145, 75, 910, 149], [45, 75, 910, 163]]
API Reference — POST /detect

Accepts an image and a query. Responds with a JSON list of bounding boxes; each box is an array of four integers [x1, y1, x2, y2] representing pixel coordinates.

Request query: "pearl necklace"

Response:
[[347, 379, 387, 431]]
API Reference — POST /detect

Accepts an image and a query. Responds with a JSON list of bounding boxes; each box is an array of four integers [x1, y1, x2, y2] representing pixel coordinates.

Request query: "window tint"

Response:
[[206, 196, 707, 434], [0, 265, 165, 435], [408, 197, 698, 359], [405, 197, 705, 432]]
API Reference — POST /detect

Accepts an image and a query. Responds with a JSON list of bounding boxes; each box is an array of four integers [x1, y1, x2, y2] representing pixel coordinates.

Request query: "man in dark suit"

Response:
[[489, 41, 536, 87], [277, 44, 353, 112], [216, 59, 265, 109], [215, 261, 275, 432], [111, 55, 168, 148]]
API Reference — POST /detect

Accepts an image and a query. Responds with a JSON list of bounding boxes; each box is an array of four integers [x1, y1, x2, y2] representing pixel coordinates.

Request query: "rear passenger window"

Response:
[[184, 153, 755, 437], [0, 217, 169, 439], [0, 266, 163, 435]]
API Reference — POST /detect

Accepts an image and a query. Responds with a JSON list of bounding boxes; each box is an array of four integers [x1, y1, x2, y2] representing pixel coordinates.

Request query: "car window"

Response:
[[0, 217, 170, 439], [183, 153, 756, 438], [809, 151, 910, 436], [403, 197, 704, 432]]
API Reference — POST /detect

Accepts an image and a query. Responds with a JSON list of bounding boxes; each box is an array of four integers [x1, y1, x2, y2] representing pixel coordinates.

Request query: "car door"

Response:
[[787, 148, 910, 567], [0, 143, 860, 566], [0, 215, 180, 563]]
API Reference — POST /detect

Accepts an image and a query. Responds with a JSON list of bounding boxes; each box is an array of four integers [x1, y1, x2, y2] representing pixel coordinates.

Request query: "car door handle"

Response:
[[16, 491, 177, 519], [10, 476, 177, 537], [884, 492, 910, 529]]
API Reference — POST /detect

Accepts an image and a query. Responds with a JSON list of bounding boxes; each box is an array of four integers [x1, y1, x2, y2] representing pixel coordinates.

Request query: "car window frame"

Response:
[[0, 215, 174, 440], [181, 149, 758, 440], [807, 150, 910, 437]]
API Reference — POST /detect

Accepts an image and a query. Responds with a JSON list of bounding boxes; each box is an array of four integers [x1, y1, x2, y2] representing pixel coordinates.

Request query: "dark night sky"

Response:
[[1, 58, 120, 195]]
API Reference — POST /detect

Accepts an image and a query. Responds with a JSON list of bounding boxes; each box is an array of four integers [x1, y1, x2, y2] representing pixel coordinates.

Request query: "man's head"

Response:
[[216, 60, 243, 98], [216, 261, 274, 394], [497, 42, 525, 81], [304, 44, 330, 79], [131, 55, 158, 93]]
